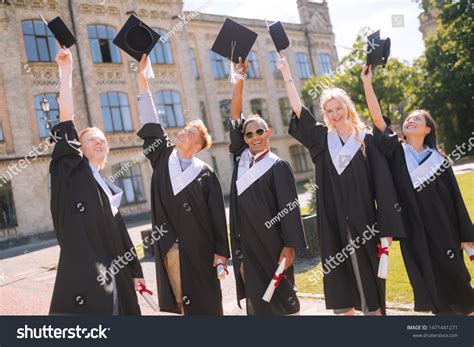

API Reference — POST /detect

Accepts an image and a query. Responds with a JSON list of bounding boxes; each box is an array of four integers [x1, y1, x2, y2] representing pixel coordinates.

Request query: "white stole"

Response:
[[168, 149, 204, 196], [90, 165, 123, 216], [236, 148, 279, 196], [402, 143, 445, 189], [327, 129, 366, 175]]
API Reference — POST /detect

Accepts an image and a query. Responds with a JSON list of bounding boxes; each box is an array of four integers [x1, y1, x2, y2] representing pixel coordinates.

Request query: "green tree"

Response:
[[415, 0, 474, 151], [302, 28, 418, 125]]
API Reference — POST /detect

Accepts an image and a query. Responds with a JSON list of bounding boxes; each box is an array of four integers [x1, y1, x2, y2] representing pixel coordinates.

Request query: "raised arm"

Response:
[[276, 53, 302, 118], [55, 46, 74, 122], [230, 57, 247, 120], [137, 54, 159, 126], [361, 65, 386, 132]]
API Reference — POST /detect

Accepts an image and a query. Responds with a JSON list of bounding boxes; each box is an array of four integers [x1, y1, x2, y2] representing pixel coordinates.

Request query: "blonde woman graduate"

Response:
[[277, 53, 405, 316]]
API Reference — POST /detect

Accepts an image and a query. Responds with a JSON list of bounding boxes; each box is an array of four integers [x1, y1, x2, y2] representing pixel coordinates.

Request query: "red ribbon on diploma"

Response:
[[223, 265, 229, 275], [273, 273, 287, 288], [470, 255, 474, 261], [377, 243, 389, 258], [138, 283, 153, 296]]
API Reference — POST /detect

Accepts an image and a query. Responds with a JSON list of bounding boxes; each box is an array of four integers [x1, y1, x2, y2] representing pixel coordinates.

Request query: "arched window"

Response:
[[149, 29, 174, 64], [99, 92, 132, 132], [319, 53, 332, 75], [88, 25, 121, 63], [247, 51, 260, 79], [155, 91, 184, 128], [250, 98, 271, 126], [268, 51, 282, 79], [22, 20, 57, 62], [290, 145, 311, 173], [296, 52, 312, 79], [34, 93, 59, 138], [278, 97, 292, 126], [209, 51, 229, 79]]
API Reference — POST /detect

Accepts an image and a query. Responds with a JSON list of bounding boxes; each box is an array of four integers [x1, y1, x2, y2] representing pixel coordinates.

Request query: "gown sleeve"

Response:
[[445, 167, 474, 242], [288, 106, 327, 161], [366, 135, 406, 239], [50, 120, 83, 177], [371, 117, 401, 157], [137, 123, 175, 168], [229, 113, 248, 161], [272, 160, 308, 249], [206, 171, 231, 258]]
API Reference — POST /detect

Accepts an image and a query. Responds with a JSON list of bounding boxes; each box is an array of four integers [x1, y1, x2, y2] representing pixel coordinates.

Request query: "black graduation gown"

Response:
[[228, 120, 307, 316], [49, 121, 143, 315], [137, 123, 230, 315], [289, 107, 405, 315], [373, 118, 474, 314]]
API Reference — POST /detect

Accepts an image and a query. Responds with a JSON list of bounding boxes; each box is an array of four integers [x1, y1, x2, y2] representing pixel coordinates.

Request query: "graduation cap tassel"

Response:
[[228, 41, 246, 84], [144, 57, 155, 79]]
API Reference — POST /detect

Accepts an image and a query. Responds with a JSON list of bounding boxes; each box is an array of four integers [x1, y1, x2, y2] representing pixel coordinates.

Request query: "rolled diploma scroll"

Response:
[[464, 244, 474, 263], [262, 257, 286, 303], [216, 258, 226, 280], [377, 238, 390, 279], [138, 283, 158, 311]]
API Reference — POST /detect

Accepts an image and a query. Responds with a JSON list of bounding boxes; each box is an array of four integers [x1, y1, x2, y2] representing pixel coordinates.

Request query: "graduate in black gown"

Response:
[[49, 47, 144, 315], [276, 53, 405, 315], [136, 55, 230, 315], [362, 65, 474, 315], [228, 58, 307, 316]]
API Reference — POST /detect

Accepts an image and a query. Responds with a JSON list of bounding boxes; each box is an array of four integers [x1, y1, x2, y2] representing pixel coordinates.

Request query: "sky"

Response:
[[183, 0, 426, 64]]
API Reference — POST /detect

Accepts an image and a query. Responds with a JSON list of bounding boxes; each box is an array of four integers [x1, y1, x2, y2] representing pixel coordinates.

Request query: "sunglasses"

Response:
[[245, 128, 266, 139]]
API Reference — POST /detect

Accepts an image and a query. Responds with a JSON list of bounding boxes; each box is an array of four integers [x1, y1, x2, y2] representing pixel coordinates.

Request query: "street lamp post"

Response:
[[40, 96, 51, 130]]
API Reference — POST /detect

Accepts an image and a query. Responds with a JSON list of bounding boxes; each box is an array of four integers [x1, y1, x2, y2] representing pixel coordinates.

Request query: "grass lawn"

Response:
[[296, 171, 474, 304]]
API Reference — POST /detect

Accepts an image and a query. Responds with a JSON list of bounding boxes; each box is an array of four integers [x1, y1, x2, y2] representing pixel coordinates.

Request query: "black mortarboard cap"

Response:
[[113, 15, 161, 61], [40, 15, 77, 48], [211, 18, 258, 64], [366, 30, 391, 69], [266, 20, 290, 52]]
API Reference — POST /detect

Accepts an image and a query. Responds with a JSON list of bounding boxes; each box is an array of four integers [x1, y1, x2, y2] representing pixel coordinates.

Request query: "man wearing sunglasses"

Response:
[[228, 58, 307, 316], [136, 55, 230, 315]]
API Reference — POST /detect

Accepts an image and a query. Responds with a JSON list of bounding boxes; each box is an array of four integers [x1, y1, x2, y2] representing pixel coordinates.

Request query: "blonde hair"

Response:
[[187, 119, 212, 150], [320, 87, 368, 155], [78, 127, 108, 170]]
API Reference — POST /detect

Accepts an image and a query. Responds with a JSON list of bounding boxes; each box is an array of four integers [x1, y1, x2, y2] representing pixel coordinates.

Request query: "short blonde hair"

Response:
[[78, 127, 106, 142], [188, 119, 212, 150]]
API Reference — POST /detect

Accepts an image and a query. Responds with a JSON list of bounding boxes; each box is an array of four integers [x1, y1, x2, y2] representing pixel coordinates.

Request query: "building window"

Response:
[[209, 51, 229, 79], [0, 121, 4, 142], [296, 52, 312, 79], [35, 93, 59, 138], [88, 25, 121, 63], [0, 182, 17, 228], [99, 92, 133, 132], [22, 20, 57, 62], [319, 53, 332, 75], [290, 145, 311, 173], [247, 51, 260, 79], [279, 97, 292, 126], [112, 163, 146, 205], [149, 29, 173, 64], [156, 91, 184, 128], [250, 98, 271, 126], [219, 99, 231, 132], [268, 51, 282, 79], [190, 48, 199, 79], [200, 101, 209, 129]]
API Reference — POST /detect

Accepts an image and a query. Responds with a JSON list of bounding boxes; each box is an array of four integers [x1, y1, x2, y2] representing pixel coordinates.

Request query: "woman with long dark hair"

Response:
[[362, 64, 474, 315]]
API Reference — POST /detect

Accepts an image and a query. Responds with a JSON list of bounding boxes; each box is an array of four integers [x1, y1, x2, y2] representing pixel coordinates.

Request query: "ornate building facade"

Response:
[[0, 0, 337, 242]]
